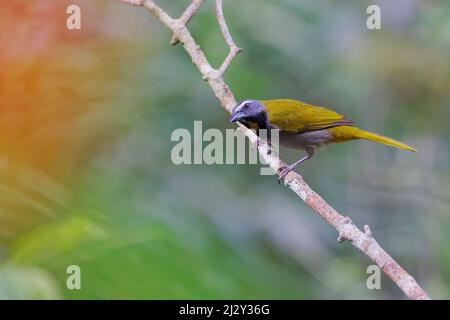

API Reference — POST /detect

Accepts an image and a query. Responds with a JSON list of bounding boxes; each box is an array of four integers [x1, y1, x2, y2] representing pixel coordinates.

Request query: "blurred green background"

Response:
[[0, 0, 449, 299]]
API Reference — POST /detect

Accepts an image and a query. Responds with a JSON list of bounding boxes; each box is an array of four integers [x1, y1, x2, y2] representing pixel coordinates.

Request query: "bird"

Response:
[[230, 99, 417, 182]]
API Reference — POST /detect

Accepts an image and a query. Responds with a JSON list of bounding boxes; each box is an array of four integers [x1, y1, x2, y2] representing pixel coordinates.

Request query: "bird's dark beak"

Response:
[[230, 111, 244, 123]]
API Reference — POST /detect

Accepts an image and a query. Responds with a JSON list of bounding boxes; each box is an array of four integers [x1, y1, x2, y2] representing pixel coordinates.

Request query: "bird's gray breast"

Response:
[[279, 129, 332, 150]]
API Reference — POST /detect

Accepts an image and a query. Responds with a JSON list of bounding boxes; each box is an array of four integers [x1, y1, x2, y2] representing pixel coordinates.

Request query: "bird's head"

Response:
[[230, 99, 266, 124]]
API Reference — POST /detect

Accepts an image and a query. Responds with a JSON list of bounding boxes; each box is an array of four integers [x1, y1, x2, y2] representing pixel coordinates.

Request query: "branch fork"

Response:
[[167, 0, 242, 75], [170, 0, 206, 45], [117, 0, 430, 300]]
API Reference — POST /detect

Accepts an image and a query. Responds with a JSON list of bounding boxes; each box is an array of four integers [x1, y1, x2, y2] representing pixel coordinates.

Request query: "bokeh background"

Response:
[[0, 0, 449, 299]]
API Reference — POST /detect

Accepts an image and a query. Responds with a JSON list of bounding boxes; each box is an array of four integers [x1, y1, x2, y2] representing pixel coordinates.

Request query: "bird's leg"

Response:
[[251, 129, 262, 150], [252, 129, 272, 154], [252, 129, 272, 155], [278, 147, 315, 184]]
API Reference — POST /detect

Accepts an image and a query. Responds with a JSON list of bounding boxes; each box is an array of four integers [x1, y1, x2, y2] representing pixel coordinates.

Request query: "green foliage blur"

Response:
[[1, 0, 450, 299]]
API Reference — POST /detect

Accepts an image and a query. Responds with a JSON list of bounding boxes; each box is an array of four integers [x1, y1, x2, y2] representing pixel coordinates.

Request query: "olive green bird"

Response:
[[230, 99, 417, 181]]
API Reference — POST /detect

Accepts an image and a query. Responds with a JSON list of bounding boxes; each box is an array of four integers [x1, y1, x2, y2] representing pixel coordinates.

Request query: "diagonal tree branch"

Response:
[[117, 0, 431, 300]]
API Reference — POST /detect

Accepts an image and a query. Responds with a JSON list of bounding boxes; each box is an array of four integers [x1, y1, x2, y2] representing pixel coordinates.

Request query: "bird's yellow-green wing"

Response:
[[262, 99, 352, 132]]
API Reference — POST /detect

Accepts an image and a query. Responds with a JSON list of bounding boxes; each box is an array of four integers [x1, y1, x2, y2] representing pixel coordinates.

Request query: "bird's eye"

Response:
[[243, 104, 249, 109]]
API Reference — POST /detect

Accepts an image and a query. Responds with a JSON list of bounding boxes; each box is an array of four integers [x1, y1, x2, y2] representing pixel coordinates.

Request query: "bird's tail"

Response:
[[329, 126, 417, 152]]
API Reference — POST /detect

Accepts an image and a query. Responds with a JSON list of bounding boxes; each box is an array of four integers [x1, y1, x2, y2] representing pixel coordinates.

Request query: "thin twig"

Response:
[[119, 0, 144, 5], [215, 0, 242, 75], [117, 0, 431, 300], [170, 0, 205, 46]]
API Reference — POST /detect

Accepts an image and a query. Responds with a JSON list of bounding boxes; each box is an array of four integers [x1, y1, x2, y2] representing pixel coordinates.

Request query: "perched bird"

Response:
[[230, 99, 416, 181]]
